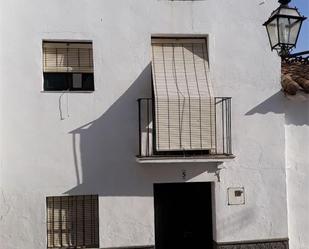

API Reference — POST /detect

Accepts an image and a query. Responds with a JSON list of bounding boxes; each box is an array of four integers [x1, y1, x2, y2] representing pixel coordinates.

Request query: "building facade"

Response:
[[0, 0, 307, 249]]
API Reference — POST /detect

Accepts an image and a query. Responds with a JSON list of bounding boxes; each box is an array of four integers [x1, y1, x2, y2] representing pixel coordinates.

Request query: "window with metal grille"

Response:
[[46, 195, 99, 248], [43, 41, 94, 91]]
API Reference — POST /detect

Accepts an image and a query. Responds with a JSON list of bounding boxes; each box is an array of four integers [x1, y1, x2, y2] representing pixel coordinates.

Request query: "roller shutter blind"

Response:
[[43, 42, 93, 73], [46, 195, 99, 248], [151, 38, 215, 152]]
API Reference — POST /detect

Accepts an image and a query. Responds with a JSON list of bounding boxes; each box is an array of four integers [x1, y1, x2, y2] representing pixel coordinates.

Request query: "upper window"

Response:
[[46, 195, 99, 248], [43, 42, 94, 91]]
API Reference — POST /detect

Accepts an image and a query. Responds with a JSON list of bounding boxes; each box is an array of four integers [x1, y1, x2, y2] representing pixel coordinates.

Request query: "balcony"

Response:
[[137, 97, 234, 163]]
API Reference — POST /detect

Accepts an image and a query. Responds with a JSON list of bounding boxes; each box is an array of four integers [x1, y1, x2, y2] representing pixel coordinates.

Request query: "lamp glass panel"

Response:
[[288, 19, 301, 45], [278, 17, 291, 44], [279, 8, 299, 16], [266, 19, 279, 48]]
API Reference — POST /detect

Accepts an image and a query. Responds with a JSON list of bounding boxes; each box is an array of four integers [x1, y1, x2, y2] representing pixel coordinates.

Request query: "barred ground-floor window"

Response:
[[46, 195, 99, 248]]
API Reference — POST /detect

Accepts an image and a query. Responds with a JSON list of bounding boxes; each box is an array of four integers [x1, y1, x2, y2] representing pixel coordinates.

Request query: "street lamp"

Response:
[[263, 0, 307, 57]]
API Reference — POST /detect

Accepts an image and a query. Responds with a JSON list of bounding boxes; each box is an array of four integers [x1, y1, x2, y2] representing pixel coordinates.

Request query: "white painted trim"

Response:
[[40, 91, 94, 93], [136, 156, 235, 164]]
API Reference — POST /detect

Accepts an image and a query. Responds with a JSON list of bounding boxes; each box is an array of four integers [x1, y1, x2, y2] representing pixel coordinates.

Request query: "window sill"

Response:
[[103, 246, 154, 249], [136, 155, 235, 164], [40, 90, 94, 93]]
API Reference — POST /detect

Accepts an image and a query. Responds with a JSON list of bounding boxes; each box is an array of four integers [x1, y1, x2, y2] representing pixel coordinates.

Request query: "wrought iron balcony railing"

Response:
[[137, 97, 232, 159]]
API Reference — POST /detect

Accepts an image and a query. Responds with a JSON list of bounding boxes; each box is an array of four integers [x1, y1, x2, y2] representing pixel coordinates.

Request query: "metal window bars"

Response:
[[46, 195, 99, 249], [138, 97, 232, 158]]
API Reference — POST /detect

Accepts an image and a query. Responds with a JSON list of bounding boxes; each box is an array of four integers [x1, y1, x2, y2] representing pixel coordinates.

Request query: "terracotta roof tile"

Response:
[[281, 61, 309, 95]]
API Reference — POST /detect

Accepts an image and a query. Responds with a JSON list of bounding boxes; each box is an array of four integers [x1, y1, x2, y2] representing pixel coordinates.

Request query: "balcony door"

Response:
[[154, 182, 213, 249]]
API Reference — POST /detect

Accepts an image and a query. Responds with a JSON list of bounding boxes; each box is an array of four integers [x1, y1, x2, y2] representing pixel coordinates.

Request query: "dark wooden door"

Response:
[[154, 182, 213, 249]]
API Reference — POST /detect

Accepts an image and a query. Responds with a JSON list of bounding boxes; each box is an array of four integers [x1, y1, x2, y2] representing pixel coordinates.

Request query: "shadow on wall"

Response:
[[246, 91, 309, 126], [65, 63, 218, 197]]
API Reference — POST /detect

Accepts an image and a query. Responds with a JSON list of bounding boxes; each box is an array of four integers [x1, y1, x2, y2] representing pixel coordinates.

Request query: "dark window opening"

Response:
[[44, 73, 94, 91], [153, 149, 211, 157]]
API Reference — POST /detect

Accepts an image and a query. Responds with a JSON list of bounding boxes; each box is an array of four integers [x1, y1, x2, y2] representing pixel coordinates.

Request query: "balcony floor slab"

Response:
[[136, 155, 235, 164]]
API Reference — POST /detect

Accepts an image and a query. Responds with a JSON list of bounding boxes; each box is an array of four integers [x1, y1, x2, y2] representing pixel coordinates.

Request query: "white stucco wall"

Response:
[[0, 0, 291, 248], [285, 98, 309, 249]]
